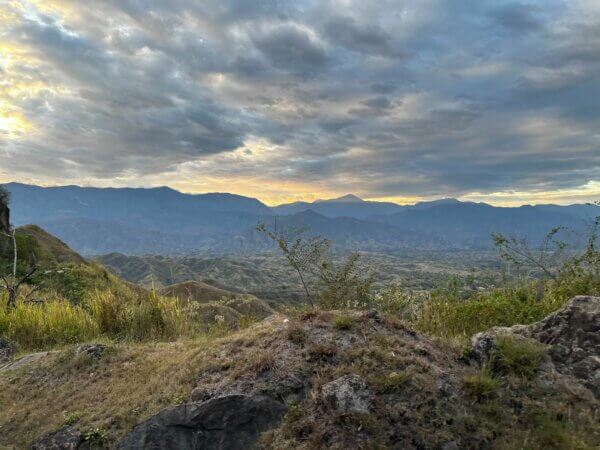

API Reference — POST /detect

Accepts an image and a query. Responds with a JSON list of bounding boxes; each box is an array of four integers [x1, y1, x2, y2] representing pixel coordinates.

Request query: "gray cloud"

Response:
[[490, 3, 543, 33], [0, 0, 599, 201]]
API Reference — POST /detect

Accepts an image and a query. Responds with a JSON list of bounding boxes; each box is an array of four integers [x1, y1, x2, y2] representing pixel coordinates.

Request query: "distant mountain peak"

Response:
[[316, 194, 364, 203]]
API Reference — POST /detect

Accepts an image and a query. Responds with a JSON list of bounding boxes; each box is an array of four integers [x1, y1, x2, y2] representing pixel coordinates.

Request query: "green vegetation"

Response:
[[490, 335, 547, 378], [332, 315, 355, 330], [463, 369, 500, 400]]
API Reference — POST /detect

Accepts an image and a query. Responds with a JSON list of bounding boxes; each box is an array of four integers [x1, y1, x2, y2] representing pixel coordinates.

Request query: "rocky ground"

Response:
[[1, 296, 598, 449]]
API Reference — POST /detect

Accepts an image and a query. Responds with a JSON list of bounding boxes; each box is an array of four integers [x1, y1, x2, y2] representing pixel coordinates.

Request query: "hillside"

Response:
[[0, 297, 598, 448], [4, 183, 598, 255], [160, 281, 238, 304], [15, 225, 87, 265]]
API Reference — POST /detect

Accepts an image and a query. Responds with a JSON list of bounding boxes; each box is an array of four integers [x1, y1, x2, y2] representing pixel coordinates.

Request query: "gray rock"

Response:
[[31, 426, 84, 450], [75, 343, 107, 359], [119, 394, 286, 450], [0, 351, 58, 373], [190, 387, 213, 402], [320, 374, 372, 414], [470, 296, 600, 396], [0, 337, 17, 363]]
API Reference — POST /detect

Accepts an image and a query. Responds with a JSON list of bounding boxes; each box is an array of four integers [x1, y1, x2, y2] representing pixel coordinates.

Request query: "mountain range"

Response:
[[4, 182, 598, 255]]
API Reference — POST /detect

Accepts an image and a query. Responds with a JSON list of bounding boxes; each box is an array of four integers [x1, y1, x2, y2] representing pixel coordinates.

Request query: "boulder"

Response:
[[320, 374, 372, 414], [31, 426, 84, 450], [119, 395, 286, 450], [471, 296, 600, 396]]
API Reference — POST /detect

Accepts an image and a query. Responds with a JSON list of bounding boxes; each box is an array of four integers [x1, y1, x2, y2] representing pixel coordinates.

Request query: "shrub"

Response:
[[370, 286, 425, 318], [317, 253, 373, 310], [490, 335, 547, 378]]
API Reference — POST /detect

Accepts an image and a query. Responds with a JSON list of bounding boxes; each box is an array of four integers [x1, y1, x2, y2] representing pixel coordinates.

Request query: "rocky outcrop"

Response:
[[320, 374, 372, 413], [30, 426, 84, 450], [118, 395, 286, 450], [471, 296, 600, 396]]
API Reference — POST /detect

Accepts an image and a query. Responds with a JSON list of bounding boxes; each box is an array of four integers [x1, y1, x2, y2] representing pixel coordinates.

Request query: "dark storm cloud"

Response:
[[1, 0, 599, 199]]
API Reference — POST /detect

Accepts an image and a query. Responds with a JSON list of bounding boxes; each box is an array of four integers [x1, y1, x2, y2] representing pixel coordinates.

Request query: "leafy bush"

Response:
[[317, 253, 373, 310]]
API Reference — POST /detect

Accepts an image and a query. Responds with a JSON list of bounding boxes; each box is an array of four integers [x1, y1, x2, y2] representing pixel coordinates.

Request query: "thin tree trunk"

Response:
[[11, 230, 17, 280], [296, 268, 314, 308]]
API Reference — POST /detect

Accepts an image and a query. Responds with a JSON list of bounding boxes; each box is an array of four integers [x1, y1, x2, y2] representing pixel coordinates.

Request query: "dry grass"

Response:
[[0, 336, 220, 447], [0, 316, 289, 447]]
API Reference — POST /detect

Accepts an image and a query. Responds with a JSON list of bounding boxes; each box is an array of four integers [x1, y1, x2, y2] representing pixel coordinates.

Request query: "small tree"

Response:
[[257, 222, 330, 307], [0, 187, 38, 308], [492, 227, 570, 281], [493, 203, 600, 285], [318, 252, 373, 309]]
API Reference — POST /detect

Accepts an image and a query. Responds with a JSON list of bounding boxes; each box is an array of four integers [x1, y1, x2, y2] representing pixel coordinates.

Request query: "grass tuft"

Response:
[[370, 369, 412, 393], [332, 315, 355, 330], [463, 369, 500, 401], [491, 335, 546, 378]]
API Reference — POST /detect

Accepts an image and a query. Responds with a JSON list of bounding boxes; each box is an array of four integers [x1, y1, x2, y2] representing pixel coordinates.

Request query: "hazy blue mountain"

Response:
[[373, 202, 596, 249], [220, 210, 447, 253], [272, 194, 404, 218], [6, 182, 270, 234], [3, 183, 597, 255]]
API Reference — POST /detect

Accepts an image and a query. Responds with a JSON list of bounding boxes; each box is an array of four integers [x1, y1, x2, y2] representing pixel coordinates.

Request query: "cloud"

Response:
[[251, 23, 330, 77], [0, 0, 598, 204], [490, 2, 543, 33]]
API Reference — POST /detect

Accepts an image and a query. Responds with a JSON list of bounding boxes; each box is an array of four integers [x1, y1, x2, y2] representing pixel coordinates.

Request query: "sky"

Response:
[[0, 0, 599, 206]]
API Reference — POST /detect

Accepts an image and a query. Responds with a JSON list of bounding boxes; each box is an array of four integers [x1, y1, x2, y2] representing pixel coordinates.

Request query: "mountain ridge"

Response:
[[3, 182, 598, 255]]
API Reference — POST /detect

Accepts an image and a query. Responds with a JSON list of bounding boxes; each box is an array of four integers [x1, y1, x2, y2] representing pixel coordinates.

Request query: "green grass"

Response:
[[332, 315, 355, 330], [0, 297, 99, 349], [414, 281, 580, 341], [490, 335, 547, 378], [463, 369, 500, 400], [0, 287, 254, 350]]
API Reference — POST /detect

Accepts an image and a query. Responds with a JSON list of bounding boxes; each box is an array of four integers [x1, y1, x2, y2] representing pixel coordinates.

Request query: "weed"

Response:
[[64, 411, 81, 425], [84, 427, 108, 443]]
